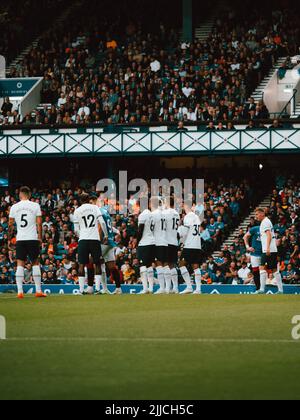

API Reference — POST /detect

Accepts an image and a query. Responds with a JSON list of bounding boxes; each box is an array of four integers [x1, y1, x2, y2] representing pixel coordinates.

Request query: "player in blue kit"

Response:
[[244, 226, 262, 291], [97, 200, 122, 295]]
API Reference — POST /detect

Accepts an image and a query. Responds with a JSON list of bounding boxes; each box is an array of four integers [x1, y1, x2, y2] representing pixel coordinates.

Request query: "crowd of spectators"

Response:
[[0, 175, 299, 288], [1, 1, 300, 127], [0, 1, 68, 64], [0, 178, 252, 287], [210, 175, 300, 286]]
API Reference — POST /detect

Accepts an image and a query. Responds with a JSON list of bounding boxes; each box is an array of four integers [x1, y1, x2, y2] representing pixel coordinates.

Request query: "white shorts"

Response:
[[251, 255, 262, 269], [101, 245, 116, 263]]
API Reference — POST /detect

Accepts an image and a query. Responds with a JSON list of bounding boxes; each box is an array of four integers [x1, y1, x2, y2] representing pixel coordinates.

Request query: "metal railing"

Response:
[[279, 89, 298, 118]]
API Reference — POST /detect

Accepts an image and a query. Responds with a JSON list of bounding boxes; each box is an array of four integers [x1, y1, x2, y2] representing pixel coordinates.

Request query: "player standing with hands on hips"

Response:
[[8, 186, 47, 299]]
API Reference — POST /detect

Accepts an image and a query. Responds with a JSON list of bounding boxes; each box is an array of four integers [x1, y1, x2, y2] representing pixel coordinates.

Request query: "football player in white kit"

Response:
[[151, 196, 170, 295], [137, 203, 155, 294], [163, 196, 180, 294], [178, 203, 203, 295], [8, 186, 47, 299], [255, 208, 284, 295], [73, 194, 107, 295]]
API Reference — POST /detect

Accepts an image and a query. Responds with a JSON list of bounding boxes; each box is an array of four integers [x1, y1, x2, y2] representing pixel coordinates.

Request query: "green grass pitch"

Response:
[[0, 294, 300, 400]]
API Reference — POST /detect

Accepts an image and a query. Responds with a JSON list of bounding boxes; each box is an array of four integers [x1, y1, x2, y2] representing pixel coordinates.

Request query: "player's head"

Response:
[[80, 194, 90, 205], [150, 196, 162, 211], [183, 200, 194, 215], [19, 186, 31, 201], [89, 194, 98, 205], [163, 196, 175, 209], [255, 207, 266, 222]]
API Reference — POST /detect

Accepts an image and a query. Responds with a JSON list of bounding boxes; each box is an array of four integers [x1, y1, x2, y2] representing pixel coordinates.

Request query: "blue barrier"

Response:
[[0, 284, 299, 295]]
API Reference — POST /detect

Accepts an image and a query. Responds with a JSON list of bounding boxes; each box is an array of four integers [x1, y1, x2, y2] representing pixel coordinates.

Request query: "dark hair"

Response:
[[80, 194, 90, 204], [20, 186, 31, 198]]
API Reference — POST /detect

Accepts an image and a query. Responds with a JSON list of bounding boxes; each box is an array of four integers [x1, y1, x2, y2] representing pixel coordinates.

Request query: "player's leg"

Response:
[[257, 253, 268, 294], [194, 250, 205, 295], [179, 253, 193, 294], [92, 262, 103, 295], [15, 242, 26, 298], [251, 256, 261, 291], [257, 265, 268, 294], [193, 264, 202, 295], [16, 261, 25, 298], [272, 256, 283, 294], [147, 265, 155, 294], [164, 264, 172, 294], [140, 266, 149, 294], [107, 261, 122, 295], [78, 241, 89, 294], [89, 242, 103, 295], [29, 241, 46, 298], [155, 247, 168, 295], [170, 265, 179, 294], [100, 246, 111, 294], [155, 259, 165, 295], [137, 246, 150, 294]]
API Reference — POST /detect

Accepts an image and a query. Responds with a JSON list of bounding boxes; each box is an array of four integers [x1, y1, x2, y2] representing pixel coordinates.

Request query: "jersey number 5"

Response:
[[21, 214, 28, 228]]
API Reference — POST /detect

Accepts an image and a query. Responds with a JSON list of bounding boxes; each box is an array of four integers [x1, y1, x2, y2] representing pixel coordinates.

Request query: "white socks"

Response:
[[16, 266, 24, 294], [95, 275, 102, 292], [180, 266, 192, 290], [171, 268, 179, 292], [101, 263, 108, 291], [79, 277, 86, 294], [194, 268, 202, 293], [164, 266, 172, 293], [156, 266, 165, 292], [275, 271, 283, 293], [147, 267, 154, 293], [32, 266, 42, 293], [260, 270, 267, 292], [140, 266, 148, 293]]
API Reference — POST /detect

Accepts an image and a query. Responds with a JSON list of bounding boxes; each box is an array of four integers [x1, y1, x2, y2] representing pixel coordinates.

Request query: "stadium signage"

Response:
[[0, 78, 38, 97], [0, 285, 299, 295]]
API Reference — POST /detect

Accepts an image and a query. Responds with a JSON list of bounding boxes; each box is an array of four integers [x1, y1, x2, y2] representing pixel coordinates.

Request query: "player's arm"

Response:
[[137, 224, 145, 243], [8, 217, 15, 247], [73, 212, 80, 237], [112, 227, 120, 235], [178, 225, 189, 245], [243, 231, 254, 253], [98, 214, 108, 242], [265, 230, 272, 256], [36, 216, 43, 243]]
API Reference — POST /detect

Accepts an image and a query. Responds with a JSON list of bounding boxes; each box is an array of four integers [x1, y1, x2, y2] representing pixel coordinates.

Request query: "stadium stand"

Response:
[[1, 0, 300, 127], [0, 1, 70, 65]]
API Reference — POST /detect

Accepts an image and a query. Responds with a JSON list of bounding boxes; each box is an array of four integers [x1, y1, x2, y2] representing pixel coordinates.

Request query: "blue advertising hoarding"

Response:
[[0, 284, 299, 295]]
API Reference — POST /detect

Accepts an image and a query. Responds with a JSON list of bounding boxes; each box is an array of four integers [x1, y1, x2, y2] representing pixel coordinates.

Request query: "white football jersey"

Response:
[[181, 211, 202, 250], [152, 208, 168, 247], [138, 209, 155, 247], [9, 200, 42, 241], [260, 217, 277, 253], [164, 208, 180, 246], [74, 204, 104, 241]]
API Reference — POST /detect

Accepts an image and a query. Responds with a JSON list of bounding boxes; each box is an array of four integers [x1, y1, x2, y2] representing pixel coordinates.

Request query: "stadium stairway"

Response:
[[194, 19, 216, 42], [251, 57, 287, 103], [6, 0, 84, 76], [212, 194, 272, 259], [292, 101, 300, 118]]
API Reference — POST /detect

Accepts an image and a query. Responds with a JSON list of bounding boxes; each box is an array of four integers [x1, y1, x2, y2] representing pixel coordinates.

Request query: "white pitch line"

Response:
[[4, 337, 300, 344]]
